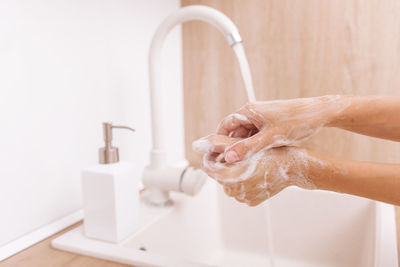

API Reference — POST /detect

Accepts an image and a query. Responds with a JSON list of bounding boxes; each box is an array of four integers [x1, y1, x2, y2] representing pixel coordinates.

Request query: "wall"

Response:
[[0, 0, 184, 259]]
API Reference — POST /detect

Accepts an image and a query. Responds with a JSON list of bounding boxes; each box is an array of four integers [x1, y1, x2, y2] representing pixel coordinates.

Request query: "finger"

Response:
[[235, 195, 246, 203], [208, 135, 241, 154], [202, 152, 250, 183], [224, 130, 275, 163], [222, 182, 242, 197], [192, 134, 241, 154], [230, 126, 251, 138], [247, 198, 266, 207], [215, 153, 226, 163], [201, 152, 229, 180], [223, 186, 235, 197], [202, 152, 220, 171], [247, 129, 258, 137], [216, 113, 256, 136]]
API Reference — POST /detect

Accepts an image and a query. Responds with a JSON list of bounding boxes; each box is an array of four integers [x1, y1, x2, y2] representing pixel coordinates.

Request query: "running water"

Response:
[[233, 44, 256, 102], [232, 43, 275, 267]]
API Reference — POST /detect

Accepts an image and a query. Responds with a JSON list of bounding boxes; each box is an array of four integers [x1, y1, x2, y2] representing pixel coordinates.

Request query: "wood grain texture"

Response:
[[181, 0, 400, 262], [0, 222, 131, 267]]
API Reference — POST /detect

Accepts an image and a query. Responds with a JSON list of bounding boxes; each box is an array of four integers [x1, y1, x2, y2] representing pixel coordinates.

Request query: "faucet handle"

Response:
[[180, 167, 207, 196], [99, 122, 135, 164]]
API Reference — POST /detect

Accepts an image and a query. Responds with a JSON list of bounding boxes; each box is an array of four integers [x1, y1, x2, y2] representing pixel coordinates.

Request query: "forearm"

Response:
[[327, 95, 400, 141], [308, 151, 400, 205]]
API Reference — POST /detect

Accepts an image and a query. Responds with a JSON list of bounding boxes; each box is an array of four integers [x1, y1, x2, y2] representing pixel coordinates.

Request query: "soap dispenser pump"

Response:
[[99, 122, 135, 164], [81, 122, 140, 243]]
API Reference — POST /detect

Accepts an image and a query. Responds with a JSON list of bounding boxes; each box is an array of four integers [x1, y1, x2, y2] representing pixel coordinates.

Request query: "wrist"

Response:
[[303, 150, 338, 191], [321, 95, 354, 128], [286, 148, 330, 190]]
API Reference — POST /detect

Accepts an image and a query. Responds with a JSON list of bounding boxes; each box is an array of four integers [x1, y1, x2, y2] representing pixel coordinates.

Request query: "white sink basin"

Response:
[[52, 180, 398, 267]]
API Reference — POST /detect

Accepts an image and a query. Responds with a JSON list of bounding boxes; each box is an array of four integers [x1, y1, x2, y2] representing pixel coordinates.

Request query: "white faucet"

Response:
[[142, 5, 243, 205]]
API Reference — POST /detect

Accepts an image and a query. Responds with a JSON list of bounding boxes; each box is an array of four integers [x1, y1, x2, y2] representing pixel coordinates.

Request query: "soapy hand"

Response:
[[193, 95, 400, 207], [203, 145, 317, 206], [217, 95, 349, 163], [191, 95, 347, 206], [193, 135, 321, 206]]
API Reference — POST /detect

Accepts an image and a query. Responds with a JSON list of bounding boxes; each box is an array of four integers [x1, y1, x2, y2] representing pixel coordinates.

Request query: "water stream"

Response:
[[233, 44, 256, 102], [233, 43, 275, 267]]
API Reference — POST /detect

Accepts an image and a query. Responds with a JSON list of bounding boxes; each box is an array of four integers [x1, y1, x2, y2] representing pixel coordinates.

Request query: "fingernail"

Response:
[[225, 151, 239, 163]]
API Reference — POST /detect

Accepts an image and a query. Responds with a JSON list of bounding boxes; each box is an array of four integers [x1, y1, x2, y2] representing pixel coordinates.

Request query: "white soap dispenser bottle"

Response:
[[81, 122, 140, 243]]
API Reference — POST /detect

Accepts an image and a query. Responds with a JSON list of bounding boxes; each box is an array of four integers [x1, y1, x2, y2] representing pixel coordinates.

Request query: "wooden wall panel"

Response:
[[181, 0, 400, 262], [182, 0, 400, 165]]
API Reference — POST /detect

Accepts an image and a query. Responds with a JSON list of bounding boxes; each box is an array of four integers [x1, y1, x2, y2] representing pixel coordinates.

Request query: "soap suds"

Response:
[[203, 146, 324, 200], [197, 96, 351, 206], [278, 164, 290, 181], [230, 113, 250, 123], [222, 95, 352, 156], [192, 135, 214, 154]]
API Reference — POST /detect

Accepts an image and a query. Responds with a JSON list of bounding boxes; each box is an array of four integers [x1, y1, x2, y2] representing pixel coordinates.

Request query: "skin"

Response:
[[201, 143, 318, 206], [194, 95, 400, 206]]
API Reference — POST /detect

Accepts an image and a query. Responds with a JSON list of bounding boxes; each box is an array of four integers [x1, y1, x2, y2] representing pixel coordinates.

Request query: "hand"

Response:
[[217, 95, 349, 163], [200, 138, 321, 206], [192, 134, 240, 158]]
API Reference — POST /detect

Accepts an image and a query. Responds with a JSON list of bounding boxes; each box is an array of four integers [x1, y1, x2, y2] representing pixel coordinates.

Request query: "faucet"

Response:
[[142, 5, 243, 205]]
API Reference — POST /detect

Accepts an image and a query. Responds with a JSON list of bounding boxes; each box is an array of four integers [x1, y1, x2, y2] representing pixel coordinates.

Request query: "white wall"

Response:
[[0, 0, 184, 256]]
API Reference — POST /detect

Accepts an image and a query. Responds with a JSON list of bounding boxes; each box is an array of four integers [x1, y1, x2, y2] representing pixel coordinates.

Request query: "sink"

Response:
[[52, 180, 398, 267]]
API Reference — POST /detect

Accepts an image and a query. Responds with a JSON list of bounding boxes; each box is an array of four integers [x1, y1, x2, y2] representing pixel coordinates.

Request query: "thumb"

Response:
[[192, 134, 241, 154], [224, 130, 273, 163]]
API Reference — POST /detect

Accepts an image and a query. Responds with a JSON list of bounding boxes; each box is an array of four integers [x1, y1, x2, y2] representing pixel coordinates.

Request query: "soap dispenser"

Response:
[[81, 122, 140, 243]]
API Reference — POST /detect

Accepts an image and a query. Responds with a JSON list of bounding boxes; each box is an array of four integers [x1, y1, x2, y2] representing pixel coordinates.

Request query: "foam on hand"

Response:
[[192, 135, 215, 154]]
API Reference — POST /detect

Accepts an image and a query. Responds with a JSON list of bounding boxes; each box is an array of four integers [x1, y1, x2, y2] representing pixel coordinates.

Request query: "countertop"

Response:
[[0, 222, 131, 267]]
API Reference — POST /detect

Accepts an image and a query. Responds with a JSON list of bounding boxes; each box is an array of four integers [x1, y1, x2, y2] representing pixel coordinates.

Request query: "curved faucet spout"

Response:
[[148, 5, 242, 168]]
